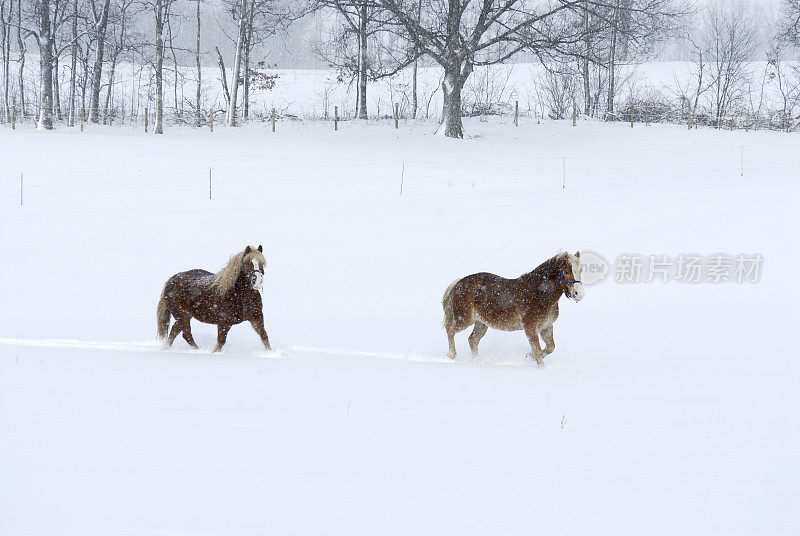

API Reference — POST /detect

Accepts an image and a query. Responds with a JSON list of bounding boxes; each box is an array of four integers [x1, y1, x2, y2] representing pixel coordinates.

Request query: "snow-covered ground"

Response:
[[1, 117, 798, 535]]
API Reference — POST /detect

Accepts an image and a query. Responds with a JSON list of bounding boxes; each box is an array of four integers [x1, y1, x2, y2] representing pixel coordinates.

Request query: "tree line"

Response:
[[1, 0, 799, 137]]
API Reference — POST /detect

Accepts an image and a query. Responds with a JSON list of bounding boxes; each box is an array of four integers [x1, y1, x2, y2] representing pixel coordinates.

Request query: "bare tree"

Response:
[[373, 0, 614, 138], [146, 0, 177, 133], [101, 0, 138, 123], [155, 0, 165, 132], [222, 0, 294, 124], [225, 0, 248, 125], [410, 0, 420, 117], [562, 0, 684, 120], [194, 0, 201, 124], [684, 33, 713, 128], [536, 63, 579, 118], [215, 45, 231, 103], [88, 0, 111, 122], [782, 0, 800, 43], [67, 0, 78, 125], [16, 0, 27, 118], [766, 42, 800, 130], [316, 0, 386, 119], [705, 0, 759, 127], [31, 0, 56, 129], [1, 0, 10, 122]]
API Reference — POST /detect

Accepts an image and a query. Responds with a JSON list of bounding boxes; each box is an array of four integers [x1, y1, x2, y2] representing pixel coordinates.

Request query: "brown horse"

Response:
[[157, 245, 271, 352], [442, 251, 584, 364]]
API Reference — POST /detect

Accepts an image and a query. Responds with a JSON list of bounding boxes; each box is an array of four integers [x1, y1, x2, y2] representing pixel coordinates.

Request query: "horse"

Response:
[[157, 245, 272, 352], [442, 251, 584, 365]]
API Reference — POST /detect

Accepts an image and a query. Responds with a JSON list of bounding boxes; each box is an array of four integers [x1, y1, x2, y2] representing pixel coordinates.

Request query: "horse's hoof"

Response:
[[447, 352, 456, 360], [528, 352, 544, 366]]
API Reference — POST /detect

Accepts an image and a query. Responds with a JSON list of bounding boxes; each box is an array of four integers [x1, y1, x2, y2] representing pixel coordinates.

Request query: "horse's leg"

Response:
[[524, 323, 545, 366], [468, 321, 488, 356], [446, 327, 458, 359], [444, 301, 474, 359], [540, 325, 555, 356], [446, 319, 474, 359], [165, 320, 182, 347], [213, 324, 231, 353], [180, 317, 199, 349], [249, 315, 272, 351]]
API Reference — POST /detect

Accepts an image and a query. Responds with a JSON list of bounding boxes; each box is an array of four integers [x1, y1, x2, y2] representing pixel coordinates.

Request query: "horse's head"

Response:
[[559, 251, 585, 302], [242, 245, 266, 291]]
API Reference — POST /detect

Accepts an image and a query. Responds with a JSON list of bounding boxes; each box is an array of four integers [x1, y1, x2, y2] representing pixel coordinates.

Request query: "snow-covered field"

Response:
[[1, 117, 798, 535]]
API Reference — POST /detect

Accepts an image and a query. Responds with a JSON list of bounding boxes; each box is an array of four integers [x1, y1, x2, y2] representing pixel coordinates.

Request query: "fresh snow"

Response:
[[0, 116, 798, 535]]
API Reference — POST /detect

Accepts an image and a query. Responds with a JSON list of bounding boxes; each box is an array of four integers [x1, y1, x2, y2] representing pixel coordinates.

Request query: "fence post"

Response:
[[629, 103, 634, 128], [514, 101, 519, 126], [394, 103, 399, 129], [144, 107, 148, 133], [80, 107, 85, 132], [572, 102, 577, 126], [271, 108, 276, 132], [209, 108, 214, 132], [334, 106, 339, 131], [739, 145, 743, 177], [11, 102, 15, 130]]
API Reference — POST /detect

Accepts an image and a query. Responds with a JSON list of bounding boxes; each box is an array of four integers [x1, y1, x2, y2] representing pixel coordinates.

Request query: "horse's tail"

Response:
[[157, 286, 171, 340], [442, 279, 460, 328]]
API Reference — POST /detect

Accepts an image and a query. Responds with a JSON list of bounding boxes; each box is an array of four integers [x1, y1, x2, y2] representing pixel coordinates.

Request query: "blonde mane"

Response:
[[211, 247, 267, 295]]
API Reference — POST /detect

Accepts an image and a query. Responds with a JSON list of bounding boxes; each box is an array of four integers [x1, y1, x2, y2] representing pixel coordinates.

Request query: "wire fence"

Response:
[[2, 139, 795, 210]]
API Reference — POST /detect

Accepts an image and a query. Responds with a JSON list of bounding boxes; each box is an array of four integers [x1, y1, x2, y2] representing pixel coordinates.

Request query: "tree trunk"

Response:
[[411, 0, 420, 119], [67, 0, 77, 125], [167, 15, 179, 119], [195, 0, 201, 126], [89, 0, 111, 123], [582, 0, 591, 116], [80, 45, 89, 115], [412, 60, 418, 119], [215, 46, 230, 103], [436, 63, 471, 138], [16, 0, 26, 117], [53, 54, 62, 120], [357, 0, 367, 119], [37, 0, 54, 130], [1, 0, 10, 122], [154, 0, 164, 133], [243, 0, 254, 121], [225, 0, 248, 127], [103, 52, 117, 123], [606, 0, 620, 120]]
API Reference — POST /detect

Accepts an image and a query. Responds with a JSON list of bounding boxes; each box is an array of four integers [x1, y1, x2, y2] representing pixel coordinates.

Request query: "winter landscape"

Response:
[[1, 0, 799, 534]]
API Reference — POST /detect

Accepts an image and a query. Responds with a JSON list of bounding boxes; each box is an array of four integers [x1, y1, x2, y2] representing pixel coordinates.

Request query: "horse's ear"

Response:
[[244, 246, 251, 254], [575, 251, 580, 258], [258, 245, 263, 253]]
